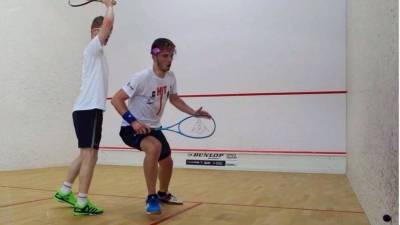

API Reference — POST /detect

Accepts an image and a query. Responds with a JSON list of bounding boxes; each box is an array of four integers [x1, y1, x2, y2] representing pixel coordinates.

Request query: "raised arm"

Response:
[[98, 0, 115, 45]]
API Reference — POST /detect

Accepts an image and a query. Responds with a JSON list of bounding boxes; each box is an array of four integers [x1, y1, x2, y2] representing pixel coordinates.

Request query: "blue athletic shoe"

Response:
[[146, 195, 161, 215]]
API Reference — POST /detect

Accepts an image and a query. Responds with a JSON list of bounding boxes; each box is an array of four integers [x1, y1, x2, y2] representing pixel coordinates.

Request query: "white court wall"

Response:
[[0, 0, 103, 170], [0, 0, 346, 173], [100, 0, 346, 173], [346, 0, 398, 224]]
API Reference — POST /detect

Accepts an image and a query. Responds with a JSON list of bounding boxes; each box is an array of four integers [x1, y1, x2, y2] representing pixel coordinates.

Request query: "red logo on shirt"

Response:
[[156, 85, 167, 115], [157, 86, 167, 96]]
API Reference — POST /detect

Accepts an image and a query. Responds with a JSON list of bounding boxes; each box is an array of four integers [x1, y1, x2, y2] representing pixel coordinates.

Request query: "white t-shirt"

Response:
[[73, 35, 109, 111], [121, 68, 177, 128]]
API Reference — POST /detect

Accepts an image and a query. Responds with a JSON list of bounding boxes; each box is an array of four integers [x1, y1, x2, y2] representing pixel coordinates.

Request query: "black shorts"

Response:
[[119, 126, 171, 161], [72, 109, 103, 150]]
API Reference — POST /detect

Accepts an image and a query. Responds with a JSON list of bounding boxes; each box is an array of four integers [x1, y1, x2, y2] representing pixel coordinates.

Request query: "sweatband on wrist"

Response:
[[122, 111, 136, 124]]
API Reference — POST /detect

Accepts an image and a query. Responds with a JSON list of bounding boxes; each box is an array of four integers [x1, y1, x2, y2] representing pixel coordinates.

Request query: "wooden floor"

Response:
[[0, 165, 370, 225]]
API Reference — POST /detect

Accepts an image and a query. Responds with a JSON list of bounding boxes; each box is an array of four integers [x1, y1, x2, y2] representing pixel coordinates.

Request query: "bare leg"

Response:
[[140, 136, 162, 195], [78, 148, 99, 194], [158, 156, 173, 193], [65, 154, 83, 184]]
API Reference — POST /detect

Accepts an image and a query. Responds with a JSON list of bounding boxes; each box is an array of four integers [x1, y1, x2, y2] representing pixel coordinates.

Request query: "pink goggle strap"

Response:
[[151, 48, 161, 55]]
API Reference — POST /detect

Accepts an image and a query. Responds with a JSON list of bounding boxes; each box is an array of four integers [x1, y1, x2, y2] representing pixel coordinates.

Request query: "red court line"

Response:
[[1, 185, 363, 214], [0, 185, 53, 192], [99, 146, 347, 156], [106, 90, 347, 99], [178, 91, 347, 98], [89, 192, 143, 200], [149, 203, 203, 225], [0, 197, 52, 208], [0, 185, 145, 200]]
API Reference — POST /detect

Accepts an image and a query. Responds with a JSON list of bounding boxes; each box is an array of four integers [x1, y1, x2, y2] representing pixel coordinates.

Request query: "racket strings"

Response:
[[190, 118, 211, 135]]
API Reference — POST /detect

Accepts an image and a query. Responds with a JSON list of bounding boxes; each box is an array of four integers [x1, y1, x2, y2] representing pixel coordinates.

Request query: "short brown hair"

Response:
[[91, 16, 104, 30], [151, 38, 176, 55]]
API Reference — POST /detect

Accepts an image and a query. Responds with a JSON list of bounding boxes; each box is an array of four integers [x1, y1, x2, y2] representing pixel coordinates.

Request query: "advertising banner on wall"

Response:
[[185, 153, 238, 167]]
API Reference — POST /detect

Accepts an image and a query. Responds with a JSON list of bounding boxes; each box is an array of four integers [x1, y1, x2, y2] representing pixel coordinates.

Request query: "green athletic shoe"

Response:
[[73, 199, 104, 216], [54, 190, 77, 207]]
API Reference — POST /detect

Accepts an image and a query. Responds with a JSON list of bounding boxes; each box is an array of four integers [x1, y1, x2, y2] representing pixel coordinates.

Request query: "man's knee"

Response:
[[159, 156, 173, 166], [142, 139, 162, 157], [80, 148, 99, 159]]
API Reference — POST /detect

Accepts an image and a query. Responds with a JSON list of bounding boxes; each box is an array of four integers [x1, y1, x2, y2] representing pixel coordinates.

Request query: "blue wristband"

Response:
[[122, 111, 136, 124]]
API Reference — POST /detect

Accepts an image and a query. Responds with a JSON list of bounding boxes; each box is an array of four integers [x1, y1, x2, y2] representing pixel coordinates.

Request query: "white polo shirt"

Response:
[[73, 35, 109, 111]]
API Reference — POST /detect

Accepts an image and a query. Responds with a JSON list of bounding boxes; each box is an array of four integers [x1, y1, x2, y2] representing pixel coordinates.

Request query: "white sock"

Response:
[[77, 193, 88, 206], [60, 181, 72, 194]]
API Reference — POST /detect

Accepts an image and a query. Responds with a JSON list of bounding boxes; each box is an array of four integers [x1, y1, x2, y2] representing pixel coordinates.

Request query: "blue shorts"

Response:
[[119, 126, 171, 161]]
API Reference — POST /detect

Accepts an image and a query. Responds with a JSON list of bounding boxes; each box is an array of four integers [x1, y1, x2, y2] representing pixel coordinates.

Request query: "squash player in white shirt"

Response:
[[111, 38, 211, 215], [53, 0, 116, 216]]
